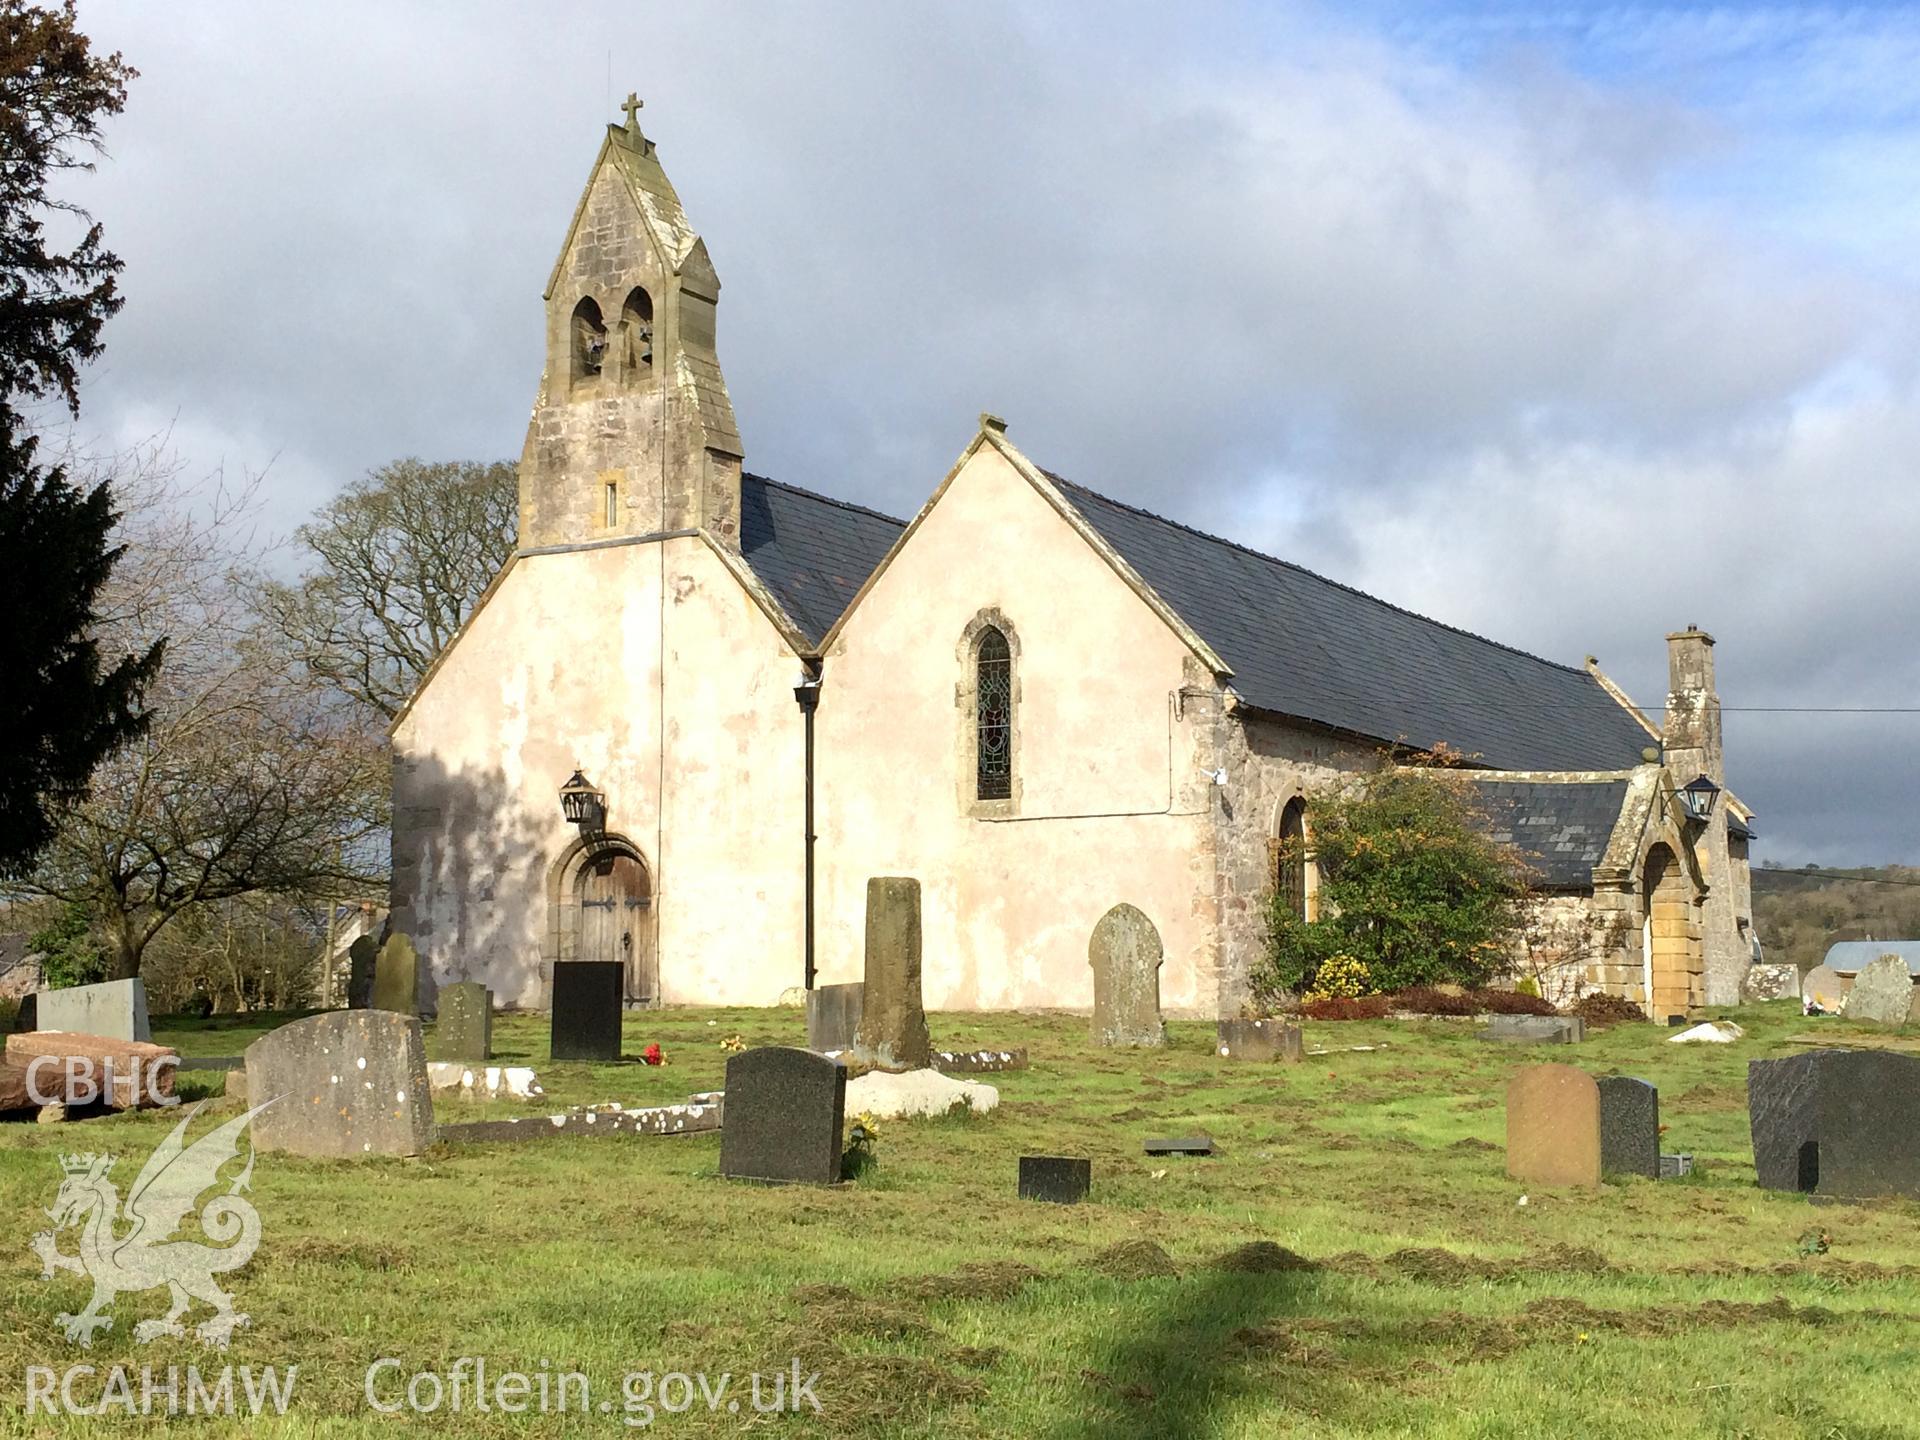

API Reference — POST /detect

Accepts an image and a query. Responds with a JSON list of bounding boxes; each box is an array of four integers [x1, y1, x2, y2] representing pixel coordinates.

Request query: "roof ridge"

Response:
[[1044, 471, 1595, 683], [743, 472, 906, 529]]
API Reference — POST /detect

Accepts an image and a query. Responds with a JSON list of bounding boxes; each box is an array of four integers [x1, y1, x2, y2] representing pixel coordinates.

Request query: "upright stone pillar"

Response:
[[850, 878, 931, 1072]]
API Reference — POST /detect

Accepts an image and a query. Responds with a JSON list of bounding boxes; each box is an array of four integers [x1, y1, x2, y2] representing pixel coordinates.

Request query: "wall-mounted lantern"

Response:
[[1676, 774, 1721, 824], [559, 769, 607, 831]]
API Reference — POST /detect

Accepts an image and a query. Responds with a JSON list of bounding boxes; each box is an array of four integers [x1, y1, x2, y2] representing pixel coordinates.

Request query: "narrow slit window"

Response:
[[1278, 798, 1308, 922], [975, 627, 1012, 801], [604, 481, 619, 528]]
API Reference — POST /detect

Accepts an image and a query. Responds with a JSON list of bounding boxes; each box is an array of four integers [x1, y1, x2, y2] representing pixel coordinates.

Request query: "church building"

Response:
[[390, 106, 1757, 1021]]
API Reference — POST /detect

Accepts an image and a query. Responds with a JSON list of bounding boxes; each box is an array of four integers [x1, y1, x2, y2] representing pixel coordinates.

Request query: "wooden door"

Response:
[[577, 852, 655, 1004]]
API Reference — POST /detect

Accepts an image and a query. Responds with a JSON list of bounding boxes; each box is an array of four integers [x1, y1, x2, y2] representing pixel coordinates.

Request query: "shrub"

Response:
[[1300, 994, 1392, 1021], [1476, 989, 1559, 1016], [1513, 976, 1541, 998], [1253, 759, 1531, 1009], [1572, 992, 1649, 1028], [1390, 986, 1477, 1016], [0, 997, 18, 1033], [1302, 953, 1371, 1002]]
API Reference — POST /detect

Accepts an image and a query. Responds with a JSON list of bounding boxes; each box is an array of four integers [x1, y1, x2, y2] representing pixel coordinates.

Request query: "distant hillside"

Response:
[[1752, 864, 1920, 974]]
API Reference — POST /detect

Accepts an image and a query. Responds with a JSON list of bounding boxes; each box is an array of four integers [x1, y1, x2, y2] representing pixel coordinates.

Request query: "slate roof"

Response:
[[740, 475, 905, 644], [1470, 779, 1630, 890], [1821, 940, 1920, 978], [1049, 478, 1653, 771]]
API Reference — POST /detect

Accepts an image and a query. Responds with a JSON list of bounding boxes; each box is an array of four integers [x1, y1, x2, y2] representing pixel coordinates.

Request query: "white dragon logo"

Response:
[[30, 1100, 276, 1349]]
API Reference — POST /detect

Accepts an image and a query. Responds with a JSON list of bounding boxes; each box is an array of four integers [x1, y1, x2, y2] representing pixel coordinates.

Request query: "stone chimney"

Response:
[[1662, 626, 1721, 782]]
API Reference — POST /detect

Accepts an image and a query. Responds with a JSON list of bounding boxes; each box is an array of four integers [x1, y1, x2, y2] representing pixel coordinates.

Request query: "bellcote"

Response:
[[517, 99, 743, 550]]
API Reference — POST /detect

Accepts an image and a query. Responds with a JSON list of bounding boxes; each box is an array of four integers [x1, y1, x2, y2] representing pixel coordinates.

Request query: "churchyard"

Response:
[[5, 998, 1920, 1438]]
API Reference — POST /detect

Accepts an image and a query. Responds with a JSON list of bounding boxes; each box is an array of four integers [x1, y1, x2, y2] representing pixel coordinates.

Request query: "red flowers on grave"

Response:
[[642, 1043, 666, 1066]]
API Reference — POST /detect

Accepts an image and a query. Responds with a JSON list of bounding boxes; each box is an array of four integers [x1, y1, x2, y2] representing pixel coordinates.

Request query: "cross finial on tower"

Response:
[[621, 92, 644, 133]]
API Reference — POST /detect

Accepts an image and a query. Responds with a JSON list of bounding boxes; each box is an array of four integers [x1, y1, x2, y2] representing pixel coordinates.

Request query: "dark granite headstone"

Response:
[[1144, 1135, 1216, 1156], [1019, 1155, 1091, 1204], [806, 982, 864, 1053], [243, 1010, 433, 1158], [1597, 1076, 1660, 1179], [719, 1046, 845, 1185], [370, 933, 420, 1016], [1749, 1050, 1920, 1199], [433, 982, 492, 1063], [16, 994, 35, 1032], [1216, 1018, 1303, 1062], [346, 935, 378, 1009], [1506, 1063, 1600, 1188], [550, 962, 624, 1062]]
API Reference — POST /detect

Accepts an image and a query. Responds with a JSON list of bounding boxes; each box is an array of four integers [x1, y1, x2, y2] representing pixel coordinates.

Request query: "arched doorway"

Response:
[[575, 848, 656, 1006], [1642, 843, 1699, 1021]]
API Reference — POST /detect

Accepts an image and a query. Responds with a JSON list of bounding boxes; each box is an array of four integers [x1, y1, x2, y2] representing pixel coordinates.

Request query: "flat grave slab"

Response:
[[1144, 1134, 1217, 1156]]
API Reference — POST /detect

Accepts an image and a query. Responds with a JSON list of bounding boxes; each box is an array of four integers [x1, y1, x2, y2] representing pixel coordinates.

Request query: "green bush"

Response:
[[30, 901, 106, 990], [1253, 761, 1529, 1010]]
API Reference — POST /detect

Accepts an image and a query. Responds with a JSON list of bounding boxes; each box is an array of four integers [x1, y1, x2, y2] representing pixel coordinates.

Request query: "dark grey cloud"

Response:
[[60, 1, 1920, 864]]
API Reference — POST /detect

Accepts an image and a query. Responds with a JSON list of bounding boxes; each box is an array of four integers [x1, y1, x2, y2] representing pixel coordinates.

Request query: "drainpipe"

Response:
[[793, 665, 823, 991]]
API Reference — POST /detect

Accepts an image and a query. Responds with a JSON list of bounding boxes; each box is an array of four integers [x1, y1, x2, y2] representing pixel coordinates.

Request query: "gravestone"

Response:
[[1144, 1135, 1216, 1156], [1019, 1155, 1091, 1204], [1742, 962, 1800, 1004], [32, 978, 152, 1043], [1478, 1015, 1584, 1045], [1801, 964, 1848, 1012], [550, 962, 623, 1062], [346, 935, 379, 1009], [1216, 1018, 1303, 1062], [243, 1010, 433, 1158], [16, 994, 35, 1032], [1088, 903, 1165, 1047], [1749, 1050, 1920, 1199], [1840, 954, 1913, 1027], [850, 879, 931, 1072], [370, 933, 420, 1016], [718, 1046, 845, 1185], [806, 982, 864, 1053], [1505, 1063, 1601, 1188], [433, 982, 493, 1062], [5, 1031, 178, 1108], [1596, 1076, 1660, 1179], [1659, 1153, 1693, 1179]]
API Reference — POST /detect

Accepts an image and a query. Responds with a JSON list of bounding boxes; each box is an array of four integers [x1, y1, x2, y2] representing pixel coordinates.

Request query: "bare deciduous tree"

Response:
[[255, 458, 517, 719], [24, 443, 387, 978]]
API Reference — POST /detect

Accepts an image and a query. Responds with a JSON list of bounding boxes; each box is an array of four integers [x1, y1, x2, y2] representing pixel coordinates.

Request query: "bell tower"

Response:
[[518, 96, 744, 549]]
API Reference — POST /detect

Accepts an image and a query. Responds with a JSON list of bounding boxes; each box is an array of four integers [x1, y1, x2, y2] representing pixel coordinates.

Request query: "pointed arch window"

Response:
[[1277, 797, 1310, 922], [975, 627, 1013, 801], [571, 296, 607, 380]]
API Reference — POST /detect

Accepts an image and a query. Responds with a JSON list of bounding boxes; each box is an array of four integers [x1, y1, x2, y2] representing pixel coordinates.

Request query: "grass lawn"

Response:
[[3, 1000, 1919, 1437]]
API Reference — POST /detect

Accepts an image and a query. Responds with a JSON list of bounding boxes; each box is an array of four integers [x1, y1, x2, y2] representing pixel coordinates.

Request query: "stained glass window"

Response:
[[976, 628, 1012, 801]]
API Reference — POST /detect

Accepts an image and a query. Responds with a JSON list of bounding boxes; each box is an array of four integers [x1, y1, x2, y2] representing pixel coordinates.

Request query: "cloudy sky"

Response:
[[58, 2, 1920, 865]]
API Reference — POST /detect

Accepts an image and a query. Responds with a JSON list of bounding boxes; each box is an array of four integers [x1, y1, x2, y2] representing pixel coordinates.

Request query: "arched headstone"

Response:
[[244, 1011, 433, 1158], [1801, 964, 1847, 1012], [1089, 904, 1164, 1048], [371, 933, 420, 1016], [719, 1046, 845, 1185], [346, 935, 378, 1009], [1841, 954, 1913, 1027]]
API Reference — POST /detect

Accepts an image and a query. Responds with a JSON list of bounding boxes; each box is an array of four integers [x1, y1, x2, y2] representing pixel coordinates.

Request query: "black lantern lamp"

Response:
[[559, 769, 606, 830], [1676, 774, 1720, 824]]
